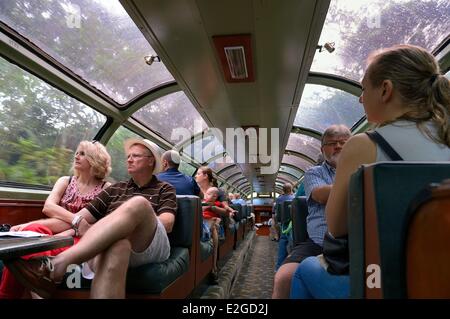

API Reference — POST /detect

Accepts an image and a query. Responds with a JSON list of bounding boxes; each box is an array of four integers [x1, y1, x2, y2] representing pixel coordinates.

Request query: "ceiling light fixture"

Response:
[[316, 42, 335, 53], [144, 54, 161, 66]]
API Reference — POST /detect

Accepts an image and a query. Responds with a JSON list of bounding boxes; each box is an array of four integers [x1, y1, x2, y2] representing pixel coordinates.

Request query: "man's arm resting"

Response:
[[11, 218, 70, 233], [76, 207, 98, 224], [158, 212, 175, 233], [311, 184, 333, 205]]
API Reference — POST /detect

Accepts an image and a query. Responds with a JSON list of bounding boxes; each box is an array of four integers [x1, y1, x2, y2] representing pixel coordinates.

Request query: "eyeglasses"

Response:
[[322, 140, 348, 147], [127, 153, 153, 160]]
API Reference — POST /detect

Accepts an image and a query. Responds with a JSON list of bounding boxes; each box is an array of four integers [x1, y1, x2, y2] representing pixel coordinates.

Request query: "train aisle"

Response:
[[230, 233, 278, 299]]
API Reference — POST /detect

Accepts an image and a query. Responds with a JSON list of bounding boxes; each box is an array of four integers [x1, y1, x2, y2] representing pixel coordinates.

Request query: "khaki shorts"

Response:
[[129, 218, 171, 268], [81, 219, 171, 279]]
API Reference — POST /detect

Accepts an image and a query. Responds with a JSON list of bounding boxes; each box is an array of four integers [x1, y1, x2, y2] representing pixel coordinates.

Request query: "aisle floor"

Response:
[[230, 234, 278, 299]]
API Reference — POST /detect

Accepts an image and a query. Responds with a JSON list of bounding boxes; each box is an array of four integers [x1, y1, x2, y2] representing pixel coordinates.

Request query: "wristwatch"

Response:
[[71, 215, 84, 237]]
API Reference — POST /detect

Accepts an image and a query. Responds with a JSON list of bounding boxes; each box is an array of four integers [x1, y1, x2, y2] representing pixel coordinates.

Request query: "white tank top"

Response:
[[375, 121, 450, 162]]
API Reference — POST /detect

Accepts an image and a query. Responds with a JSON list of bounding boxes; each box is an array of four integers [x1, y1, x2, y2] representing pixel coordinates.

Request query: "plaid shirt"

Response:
[[303, 161, 335, 246]]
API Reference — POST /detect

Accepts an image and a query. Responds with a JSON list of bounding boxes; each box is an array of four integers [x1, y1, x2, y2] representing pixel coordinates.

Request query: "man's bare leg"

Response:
[[50, 196, 157, 281], [90, 239, 131, 299]]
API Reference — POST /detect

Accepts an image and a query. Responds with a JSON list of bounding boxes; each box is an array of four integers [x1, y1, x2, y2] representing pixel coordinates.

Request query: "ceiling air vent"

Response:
[[213, 34, 254, 83], [224, 46, 248, 79]]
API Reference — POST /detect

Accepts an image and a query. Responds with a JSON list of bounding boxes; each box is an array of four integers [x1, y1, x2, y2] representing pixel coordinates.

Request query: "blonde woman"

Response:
[[0, 140, 111, 299]]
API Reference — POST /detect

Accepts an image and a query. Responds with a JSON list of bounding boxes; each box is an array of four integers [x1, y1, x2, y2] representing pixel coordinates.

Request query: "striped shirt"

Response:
[[86, 176, 177, 221], [304, 161, 335, 247]]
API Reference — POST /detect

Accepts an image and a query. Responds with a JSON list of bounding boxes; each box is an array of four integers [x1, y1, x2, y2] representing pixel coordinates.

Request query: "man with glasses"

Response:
[[273, 124, 351, 298], [6, 138, 177, 298]]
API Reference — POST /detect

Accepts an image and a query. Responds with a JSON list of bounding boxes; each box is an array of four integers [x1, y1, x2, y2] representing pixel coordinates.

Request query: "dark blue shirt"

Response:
[[157, 168, 200, 196]]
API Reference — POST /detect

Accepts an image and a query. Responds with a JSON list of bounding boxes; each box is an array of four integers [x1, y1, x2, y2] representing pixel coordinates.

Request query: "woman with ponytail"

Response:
[[290, 44, 449, 299]]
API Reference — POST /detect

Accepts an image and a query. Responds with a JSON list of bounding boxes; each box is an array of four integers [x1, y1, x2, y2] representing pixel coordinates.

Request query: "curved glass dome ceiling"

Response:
[[180, 132, 225, 164], [279, 165, 303, 179], [276, 174, 297, 184], [0, 0, 175, 104], [220, 166, 242, 180], [286, 133, 321, 163], [311, 0, 450, 82], [133, 91, 207, 145], [294, 84, 363, 132], [208, 155, 235, 173], [282, 155, 314, 174]]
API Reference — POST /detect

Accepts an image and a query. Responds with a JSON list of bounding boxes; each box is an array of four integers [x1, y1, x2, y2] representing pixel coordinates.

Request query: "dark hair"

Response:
[[199, 166, 214, 185]]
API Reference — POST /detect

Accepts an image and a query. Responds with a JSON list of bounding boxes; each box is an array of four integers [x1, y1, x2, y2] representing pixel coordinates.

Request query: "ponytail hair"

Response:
[[198, 166, 215, 185], [367, 44, 450, 147]]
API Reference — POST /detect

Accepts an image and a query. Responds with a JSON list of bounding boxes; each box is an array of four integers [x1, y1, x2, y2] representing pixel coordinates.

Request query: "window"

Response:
[[294, 84, 363, 132], [286, 133, 321, 162], [311, 0, 450, 82], [179, 160, 196, 177], [0, 0, 175, 104], [133, 91, 207, 145], [208, 155, 235, 173], [106, 126, 141, 183], [0, 56, 106, 187]]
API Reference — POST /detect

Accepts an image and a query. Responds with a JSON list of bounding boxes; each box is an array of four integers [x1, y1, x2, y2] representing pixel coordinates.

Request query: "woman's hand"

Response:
[[10, 222, 31, 232], [77, 218, 91, 237], [54, 229, 75, 237]]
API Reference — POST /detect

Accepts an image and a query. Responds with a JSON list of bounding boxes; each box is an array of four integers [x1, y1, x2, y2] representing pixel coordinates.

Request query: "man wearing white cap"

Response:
[[6, 138, 177, 298]]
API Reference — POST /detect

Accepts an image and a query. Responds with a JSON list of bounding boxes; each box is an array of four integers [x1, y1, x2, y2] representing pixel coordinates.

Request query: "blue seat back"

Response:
[[168, 195, 199, 247], [291, 196, 308, 245], [348, 162, 450, 298]]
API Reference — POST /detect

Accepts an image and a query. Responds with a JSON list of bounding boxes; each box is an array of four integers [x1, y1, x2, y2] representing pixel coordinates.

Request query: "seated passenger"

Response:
[[0, 140, 111, 299], [195, 166, 229, 282], [231, 193, 246, 206], [272, 124, 351, 298], [202, 187, 227, 281], [202, 187, 225, 227], [290, 44, 450, 299], [5, 138, 177, 299], [273, 183, 295, 271], [157, 150, 200, 196], [268, 217, 278, 241]]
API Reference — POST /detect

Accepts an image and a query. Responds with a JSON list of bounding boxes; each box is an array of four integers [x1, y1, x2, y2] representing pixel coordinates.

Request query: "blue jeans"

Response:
[[275, 233, 290, 271], [290, 256, 350, 299]]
